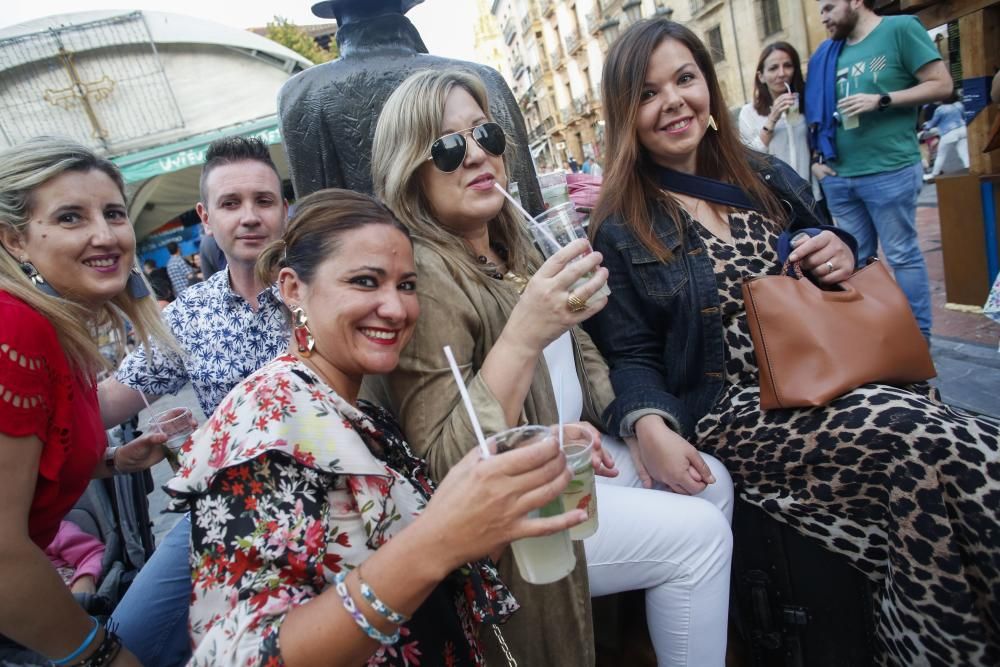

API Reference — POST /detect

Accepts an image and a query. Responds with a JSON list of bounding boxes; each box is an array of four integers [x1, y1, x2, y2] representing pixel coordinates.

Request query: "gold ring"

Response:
[[567, 293, 588, 312]]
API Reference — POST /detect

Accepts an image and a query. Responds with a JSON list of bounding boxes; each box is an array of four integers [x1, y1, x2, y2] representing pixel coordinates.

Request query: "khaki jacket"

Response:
[[362, 241, 615, 666]]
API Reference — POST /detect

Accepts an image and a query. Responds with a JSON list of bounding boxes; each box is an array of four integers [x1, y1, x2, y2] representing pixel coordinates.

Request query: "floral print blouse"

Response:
[[164, 354, 518, 666]]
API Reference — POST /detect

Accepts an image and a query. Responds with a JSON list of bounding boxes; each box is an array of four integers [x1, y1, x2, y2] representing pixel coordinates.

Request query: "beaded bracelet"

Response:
[[76, 629, 123, 667], [50, 616, 99, 665], [334, 571, 400, 646], [357, 565, 410, 624]]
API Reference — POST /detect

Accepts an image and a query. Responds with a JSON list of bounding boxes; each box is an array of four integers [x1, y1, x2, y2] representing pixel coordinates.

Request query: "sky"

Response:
[[3, 0, 479, 61]]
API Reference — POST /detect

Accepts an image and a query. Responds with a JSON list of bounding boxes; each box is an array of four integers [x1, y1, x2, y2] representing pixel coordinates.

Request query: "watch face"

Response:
[[879, 94, 891, 108]]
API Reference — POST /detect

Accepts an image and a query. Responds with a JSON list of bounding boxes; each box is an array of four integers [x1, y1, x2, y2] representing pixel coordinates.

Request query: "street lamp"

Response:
[[655, 3, 674, 20], [623, 0, 643, 23], [599, 18, 621, 48]]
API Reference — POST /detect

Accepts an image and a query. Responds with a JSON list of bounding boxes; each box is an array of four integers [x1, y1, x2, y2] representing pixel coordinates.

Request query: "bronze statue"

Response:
[[278, 0, 544, 214]]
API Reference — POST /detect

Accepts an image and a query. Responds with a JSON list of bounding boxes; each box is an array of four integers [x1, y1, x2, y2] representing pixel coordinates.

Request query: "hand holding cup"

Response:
[[419, 431, 584, 574]]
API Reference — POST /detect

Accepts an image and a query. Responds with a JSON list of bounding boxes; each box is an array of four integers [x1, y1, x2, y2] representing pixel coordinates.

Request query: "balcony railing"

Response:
[[521, 6, 540, 34], [540, 0, 555, 17], [549, 49, 562, 69], [529, 65, 543, 82], [504, 22, 516, 44], [564, 33, 581, 54], [560, 106, 573, 124], [586, 11, 603, 34], [573, 94, 590, 115]]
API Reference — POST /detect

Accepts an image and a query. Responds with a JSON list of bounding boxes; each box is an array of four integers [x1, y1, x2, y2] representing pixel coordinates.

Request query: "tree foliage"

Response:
[[265, 16, 338, 65]]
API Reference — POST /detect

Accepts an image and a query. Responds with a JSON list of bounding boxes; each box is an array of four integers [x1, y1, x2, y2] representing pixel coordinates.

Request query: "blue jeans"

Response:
[[819, 161, 932, 336], [111, 515, 192, 667]]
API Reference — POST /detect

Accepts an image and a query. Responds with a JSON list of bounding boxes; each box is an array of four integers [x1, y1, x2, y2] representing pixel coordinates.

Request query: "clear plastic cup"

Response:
[[486, 425, 576, 584], [560, 424, 598, 540], [840, 106, 860, 130], [785, 92, 801, 124], [528, 202, 611, 305], [148, 407, 194, 472]]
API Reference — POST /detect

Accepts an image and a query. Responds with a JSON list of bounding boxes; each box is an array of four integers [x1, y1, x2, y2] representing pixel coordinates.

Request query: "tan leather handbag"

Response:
[[742, 258, 937, 410]]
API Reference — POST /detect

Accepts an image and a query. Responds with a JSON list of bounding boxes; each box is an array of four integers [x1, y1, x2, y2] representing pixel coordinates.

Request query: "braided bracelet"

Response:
[[334, 571, 400, 646], [76, 629, 123, 667], [357, 565, 410, 624]]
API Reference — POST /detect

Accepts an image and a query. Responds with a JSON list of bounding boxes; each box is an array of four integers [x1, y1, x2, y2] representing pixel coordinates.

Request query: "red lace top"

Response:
[[0, 291, 103, 548]]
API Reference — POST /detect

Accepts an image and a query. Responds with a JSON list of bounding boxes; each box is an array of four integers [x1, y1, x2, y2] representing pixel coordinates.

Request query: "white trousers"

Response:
[[931, 125, 969, 176], [584, 436, 734, 667]]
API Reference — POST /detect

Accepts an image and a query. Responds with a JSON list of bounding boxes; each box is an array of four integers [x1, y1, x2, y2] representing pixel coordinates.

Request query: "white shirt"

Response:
[[738, 103, 811, 182]]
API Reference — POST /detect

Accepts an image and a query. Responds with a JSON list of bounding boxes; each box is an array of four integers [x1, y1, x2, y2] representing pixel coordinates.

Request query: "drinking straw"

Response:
[[493, 182, 562, 250], [443, 345, 490, 458], [556, 374, 565, 450]]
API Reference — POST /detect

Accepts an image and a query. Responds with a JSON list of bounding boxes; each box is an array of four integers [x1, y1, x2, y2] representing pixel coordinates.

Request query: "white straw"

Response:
[[493, 182, 562, 250], [443, 345, 490, 458], [556, 374, 565, 450]]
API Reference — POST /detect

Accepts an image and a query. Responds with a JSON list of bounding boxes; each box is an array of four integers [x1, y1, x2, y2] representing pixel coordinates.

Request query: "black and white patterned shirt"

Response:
[[116, 269, 289, 417]]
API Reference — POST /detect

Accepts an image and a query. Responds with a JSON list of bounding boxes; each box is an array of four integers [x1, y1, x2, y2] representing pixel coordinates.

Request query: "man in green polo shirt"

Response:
[[810, 0, 951, 339]]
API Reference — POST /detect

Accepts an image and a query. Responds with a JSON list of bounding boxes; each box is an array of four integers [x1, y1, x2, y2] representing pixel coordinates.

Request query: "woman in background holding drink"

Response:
[[738, 42, 811, 181], [368, 68, 734, 667]]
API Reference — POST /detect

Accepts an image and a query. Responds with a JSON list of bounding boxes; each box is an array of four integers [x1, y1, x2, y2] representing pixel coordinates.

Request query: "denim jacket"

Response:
[[583, 154, 854, 439]]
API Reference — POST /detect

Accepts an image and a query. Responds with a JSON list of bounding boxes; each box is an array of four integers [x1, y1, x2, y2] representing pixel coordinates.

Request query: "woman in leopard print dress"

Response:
[[585, 19, 999, 666]]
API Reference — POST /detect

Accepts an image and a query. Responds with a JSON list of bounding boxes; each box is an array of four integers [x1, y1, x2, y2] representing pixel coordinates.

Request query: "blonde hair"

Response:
[[0, 136, 178, 378], [371, 68, 535, 281]]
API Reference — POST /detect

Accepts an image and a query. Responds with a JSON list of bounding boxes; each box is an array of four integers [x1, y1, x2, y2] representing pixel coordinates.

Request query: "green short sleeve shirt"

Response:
[[832, 16, 941, 177]]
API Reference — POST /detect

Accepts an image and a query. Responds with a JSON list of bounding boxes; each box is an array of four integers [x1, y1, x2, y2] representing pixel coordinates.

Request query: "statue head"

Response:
[[311, 0, 423, 23]]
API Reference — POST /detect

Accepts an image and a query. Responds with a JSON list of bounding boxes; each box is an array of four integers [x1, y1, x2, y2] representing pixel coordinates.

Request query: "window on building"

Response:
[[757, 0, 782, 37], [707, 26, 725, 63]]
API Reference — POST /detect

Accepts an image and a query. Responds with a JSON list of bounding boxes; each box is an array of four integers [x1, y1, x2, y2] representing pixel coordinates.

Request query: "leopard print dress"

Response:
[[690, 210, 1000, 667]]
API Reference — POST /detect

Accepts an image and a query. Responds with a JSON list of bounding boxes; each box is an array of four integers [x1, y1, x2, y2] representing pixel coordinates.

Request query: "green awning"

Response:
[[112, 116, 282, 183]]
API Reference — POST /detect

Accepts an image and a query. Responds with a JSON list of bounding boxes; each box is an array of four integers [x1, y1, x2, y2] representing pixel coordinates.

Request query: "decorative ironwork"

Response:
[[0, 11, 184, 151]]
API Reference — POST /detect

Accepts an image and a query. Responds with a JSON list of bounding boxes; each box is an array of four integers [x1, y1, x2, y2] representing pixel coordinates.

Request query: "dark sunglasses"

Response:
[[427, 122, 506, 173]]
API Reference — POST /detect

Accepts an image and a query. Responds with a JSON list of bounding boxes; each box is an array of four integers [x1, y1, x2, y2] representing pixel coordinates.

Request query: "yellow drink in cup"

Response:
[[487, 425, 577, 584], [561, 424, 598, 540]]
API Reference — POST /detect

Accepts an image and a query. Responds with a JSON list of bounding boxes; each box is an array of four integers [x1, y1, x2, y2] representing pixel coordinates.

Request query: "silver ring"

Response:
[[567, 293, 588, 312], [825, 261, 835, 275]]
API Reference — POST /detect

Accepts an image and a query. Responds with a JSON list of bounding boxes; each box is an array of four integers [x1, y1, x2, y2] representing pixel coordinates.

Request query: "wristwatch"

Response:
[[877, 94, 892, 111]]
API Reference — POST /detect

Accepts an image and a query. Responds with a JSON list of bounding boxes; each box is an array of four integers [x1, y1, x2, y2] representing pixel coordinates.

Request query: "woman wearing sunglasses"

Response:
[[366, 68, 734, 666]]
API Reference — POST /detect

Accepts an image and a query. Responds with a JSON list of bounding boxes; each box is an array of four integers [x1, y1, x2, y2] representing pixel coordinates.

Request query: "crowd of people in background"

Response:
[[1, 2, 998, 667]]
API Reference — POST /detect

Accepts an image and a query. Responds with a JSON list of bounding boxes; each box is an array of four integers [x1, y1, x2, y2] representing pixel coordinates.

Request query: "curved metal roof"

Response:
[[0, 9, 312, 70]]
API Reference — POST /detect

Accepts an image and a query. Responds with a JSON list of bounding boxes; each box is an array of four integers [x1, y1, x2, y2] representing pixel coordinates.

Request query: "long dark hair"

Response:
[[752, 42, 806, 117], [591, 19, 786, 262]]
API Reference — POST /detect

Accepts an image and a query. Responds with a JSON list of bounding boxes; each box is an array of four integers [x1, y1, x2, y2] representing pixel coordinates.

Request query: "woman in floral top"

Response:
[[165, 190, 584, 666]]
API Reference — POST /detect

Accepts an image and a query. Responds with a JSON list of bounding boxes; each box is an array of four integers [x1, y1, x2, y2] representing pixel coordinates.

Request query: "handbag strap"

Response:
[[656, 166, 762, 211], [491, 624, 518, 666]]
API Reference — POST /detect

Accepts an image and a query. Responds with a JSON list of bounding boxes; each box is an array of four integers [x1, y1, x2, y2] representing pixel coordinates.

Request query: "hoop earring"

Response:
[[707, 114, 719, 132], [19, 260, 60, 297], [291, 305, 315, 357]]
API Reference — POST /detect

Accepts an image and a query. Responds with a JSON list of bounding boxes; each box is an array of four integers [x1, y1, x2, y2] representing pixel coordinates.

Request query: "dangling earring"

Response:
[[290, 305, 315, 357], [127, 267, 151, 299], [707, 114, 719, 132], [19, 259, 60, 297]]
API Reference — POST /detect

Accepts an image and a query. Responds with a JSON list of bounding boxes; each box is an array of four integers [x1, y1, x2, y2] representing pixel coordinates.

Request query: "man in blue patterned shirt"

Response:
[[98, 136, 289, 667]]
